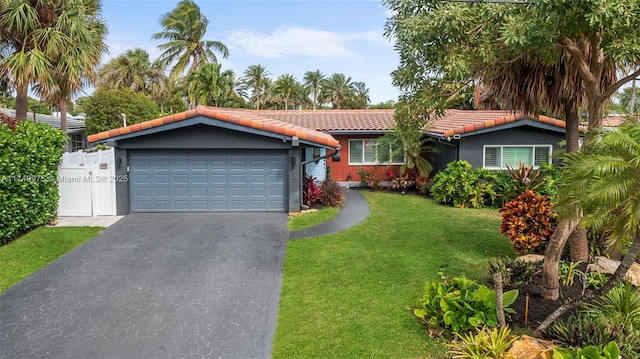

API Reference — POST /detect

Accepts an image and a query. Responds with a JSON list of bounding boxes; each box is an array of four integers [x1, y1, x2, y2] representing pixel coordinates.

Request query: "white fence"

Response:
[[57, 148, 117, 216]]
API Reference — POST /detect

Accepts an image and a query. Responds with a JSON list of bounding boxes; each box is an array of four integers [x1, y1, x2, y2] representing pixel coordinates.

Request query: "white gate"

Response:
[[57, 149, 117, 216]]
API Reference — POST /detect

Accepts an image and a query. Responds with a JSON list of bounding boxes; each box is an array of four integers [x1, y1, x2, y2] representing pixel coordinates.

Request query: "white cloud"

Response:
[[225, 26, 383, 61]]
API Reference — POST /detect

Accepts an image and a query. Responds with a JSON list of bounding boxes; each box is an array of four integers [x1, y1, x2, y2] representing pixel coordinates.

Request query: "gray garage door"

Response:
[[129, 149, 287, 212]]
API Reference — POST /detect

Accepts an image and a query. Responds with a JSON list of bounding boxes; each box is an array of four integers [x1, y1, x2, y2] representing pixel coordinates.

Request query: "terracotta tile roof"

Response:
[[602, 116, 629, 127], [250, 109, 397, 132], [87, 106, 340, 148], [428, 110, 567, 137]]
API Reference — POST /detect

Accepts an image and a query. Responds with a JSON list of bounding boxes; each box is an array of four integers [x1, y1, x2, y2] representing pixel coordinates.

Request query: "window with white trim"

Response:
[[349, 139, 404, 165], [483, 145, 552, 169]]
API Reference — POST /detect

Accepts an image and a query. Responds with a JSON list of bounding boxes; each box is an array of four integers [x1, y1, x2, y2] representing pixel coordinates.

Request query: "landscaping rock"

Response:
[[516, 254, 545, 264], [587, 256, 640, 287], [508, 335, 555, 359]]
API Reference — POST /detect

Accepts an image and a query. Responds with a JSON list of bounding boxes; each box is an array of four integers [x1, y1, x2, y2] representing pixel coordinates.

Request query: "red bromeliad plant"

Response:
[[303, 174, 323, 207], [0, 113, 18, 130], [500, 189, 557, 254]]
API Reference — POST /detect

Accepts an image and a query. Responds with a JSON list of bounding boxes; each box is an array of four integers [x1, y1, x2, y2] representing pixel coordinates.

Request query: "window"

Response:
[[349, 139, 404, 165], [483, 145, 551, 169]]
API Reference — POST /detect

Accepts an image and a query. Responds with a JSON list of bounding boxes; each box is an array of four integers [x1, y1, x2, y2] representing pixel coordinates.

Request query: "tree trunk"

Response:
[[542, 215, 581, 300], [534, 231, 640, 337], [564, 100, 580, 153], [630, 78, 636, 115], [15, 82, 29, 122], [59, 101, 69, 152], [569, 226, 589, 261]]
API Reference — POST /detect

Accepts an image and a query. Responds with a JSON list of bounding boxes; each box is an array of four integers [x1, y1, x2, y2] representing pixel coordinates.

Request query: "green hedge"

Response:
[[0, 121, 66, 245]]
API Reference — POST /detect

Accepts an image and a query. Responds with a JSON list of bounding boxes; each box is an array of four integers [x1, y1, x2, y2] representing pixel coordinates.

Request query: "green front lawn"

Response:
[[273, 191, 513, 359], [0, 226, 103, 292]]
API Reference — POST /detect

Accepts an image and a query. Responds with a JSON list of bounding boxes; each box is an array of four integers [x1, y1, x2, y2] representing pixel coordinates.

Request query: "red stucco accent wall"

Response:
[[326, 134, 402, 182]]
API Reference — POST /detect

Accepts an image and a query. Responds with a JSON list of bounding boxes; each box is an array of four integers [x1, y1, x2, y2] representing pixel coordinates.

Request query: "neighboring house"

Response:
[[87, 106, 339, 214], [601, 115, 636, 131], [0, 107, 87, 151], [427, 110, 571, 173], [250, 109, 400, 186]]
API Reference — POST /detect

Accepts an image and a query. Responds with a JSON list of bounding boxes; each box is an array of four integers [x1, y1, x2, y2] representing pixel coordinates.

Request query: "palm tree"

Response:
[[533, 124, 640, 335], [303, 70, 325, 110], [273, 74, 299, 110], [186, 62, 225, 107], [242, 64, 270, 110], [320, 73, 355, 110], [352, 81, 370, 109], [482, 45, 617, 300], [152, 0, 229, 78], [0, 0, 62, 121], [2, 0, 107, 136], [97, 48, 165, 93]]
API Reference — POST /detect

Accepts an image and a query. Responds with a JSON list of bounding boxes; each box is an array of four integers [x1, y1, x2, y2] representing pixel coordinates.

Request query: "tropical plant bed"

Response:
[[506, 261, 590, 332]]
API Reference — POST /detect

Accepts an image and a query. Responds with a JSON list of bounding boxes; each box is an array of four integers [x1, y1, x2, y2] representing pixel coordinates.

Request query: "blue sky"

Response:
[[101, 0, 400, 104]]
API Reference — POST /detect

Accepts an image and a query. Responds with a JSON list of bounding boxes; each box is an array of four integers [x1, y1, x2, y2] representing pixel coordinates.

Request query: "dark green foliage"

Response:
[[6, 97, 51, 115], [84, 87, 160, 134], [553, 341, 621, 359], [546, 283, 640, 358], [488, 257, 538, 288], [0, 121, 66, 245], [429, 160, 497, 208], [493, 162, 561, 206], [414, 274, 518, 335]]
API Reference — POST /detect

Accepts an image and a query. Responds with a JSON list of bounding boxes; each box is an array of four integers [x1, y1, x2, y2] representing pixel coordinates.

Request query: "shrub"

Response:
[[0, 121, 67, 245], [546, 283, 640, 358], [553, 341, 620, 359], [357, 167, 379, 189], [84, 87, 160, 134], [414, 274, 518, 335], [499, 190, 557, 254], [488, 257, 538, 288], [494, 163, 546, 205], [303, 174, 323, 207], [430, 160, 497, 208], [391, 175, 414, 194], [321, 179, 345, 207], [447, 326, 518, 359]]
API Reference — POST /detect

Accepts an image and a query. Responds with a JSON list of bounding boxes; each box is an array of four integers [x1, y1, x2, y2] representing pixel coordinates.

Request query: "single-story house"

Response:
[[251, 109, 572, 184], [426, 110, 573, 173], [87, 106, 573, 214], [87, 106, 339, 215], [0, 107, 87, 151]]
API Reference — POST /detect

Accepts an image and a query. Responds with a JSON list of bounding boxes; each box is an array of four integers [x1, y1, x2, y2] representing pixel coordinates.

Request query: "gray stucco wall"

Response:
[[109, 124, 303, 215], [115, 124, 293, 150], [459, 127, 565, 168], [429, 126, 566, 174]]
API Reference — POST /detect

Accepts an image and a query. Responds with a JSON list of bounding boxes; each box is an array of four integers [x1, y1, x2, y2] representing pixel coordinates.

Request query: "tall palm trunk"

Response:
[[630, 78, 636, 115], [15, 82, 29, 122], [58, 101, 69, 152], [535, 231, 640, 337]]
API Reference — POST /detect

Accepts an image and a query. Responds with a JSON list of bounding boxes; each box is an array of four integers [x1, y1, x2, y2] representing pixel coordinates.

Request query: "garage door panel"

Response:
[[130, 150, 286, 212]]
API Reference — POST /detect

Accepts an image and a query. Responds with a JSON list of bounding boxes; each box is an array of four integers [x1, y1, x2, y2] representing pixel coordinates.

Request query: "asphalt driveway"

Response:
[[0, 212, 288, 359]]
